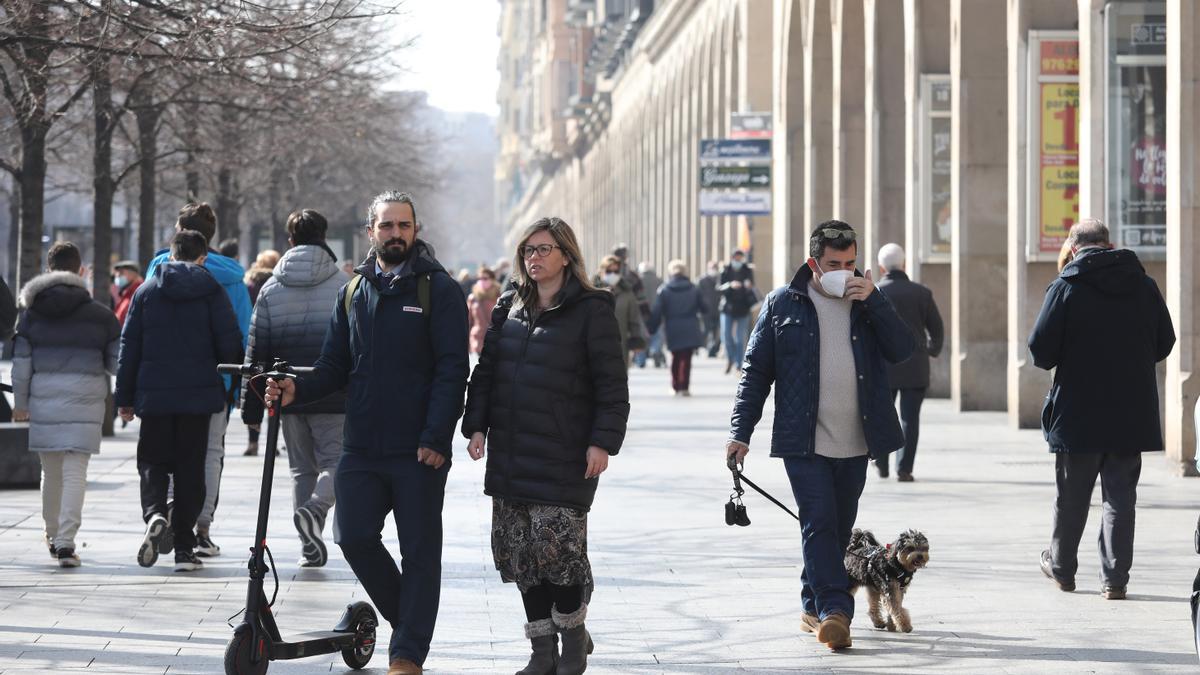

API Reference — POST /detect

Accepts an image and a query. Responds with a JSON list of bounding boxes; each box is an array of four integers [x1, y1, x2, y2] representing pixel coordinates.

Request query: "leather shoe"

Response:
[[1040, 549, 1075, 592], [816, 613, 851, 650], [387, 658, 422, 675]]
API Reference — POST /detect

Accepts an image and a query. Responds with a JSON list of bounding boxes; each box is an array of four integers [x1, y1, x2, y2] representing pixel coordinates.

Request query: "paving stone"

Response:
[[1, 358, 1197, 673]]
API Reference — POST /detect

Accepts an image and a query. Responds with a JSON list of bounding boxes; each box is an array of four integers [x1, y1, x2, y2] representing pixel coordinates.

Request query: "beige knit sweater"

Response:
[[807, 284, 868, 458]]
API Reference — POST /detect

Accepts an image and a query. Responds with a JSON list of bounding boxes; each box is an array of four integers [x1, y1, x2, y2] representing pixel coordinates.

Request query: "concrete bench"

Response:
[[0, 423, 38, 489]]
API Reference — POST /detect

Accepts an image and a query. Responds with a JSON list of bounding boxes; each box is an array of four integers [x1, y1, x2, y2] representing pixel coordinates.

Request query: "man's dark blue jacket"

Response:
[[729, 264, 915, 459], [115, 262, 244, 416], [293, 241, 469, 458]]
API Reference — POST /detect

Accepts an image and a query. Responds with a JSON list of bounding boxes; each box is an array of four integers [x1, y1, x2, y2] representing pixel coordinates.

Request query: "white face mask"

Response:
[[602, 272, 621, 287], [815, 263, 853, 298]]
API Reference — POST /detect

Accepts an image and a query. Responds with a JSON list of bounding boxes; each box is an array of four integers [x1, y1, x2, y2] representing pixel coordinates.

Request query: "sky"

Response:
[[386, 0, 501, 116]]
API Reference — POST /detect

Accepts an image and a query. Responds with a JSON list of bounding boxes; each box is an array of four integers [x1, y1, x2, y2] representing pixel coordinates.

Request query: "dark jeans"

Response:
[[875, 388, 926, 476], [335, 452, 449, 666], [137, 414, 210, 553], [703, 314, 721, 357], [669, 349, 693, 392], [784, 454, 869, 620], [1050, 452, 1141, 588]]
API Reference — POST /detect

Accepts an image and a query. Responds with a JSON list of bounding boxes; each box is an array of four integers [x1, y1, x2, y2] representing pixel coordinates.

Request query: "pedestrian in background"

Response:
[[12, 242, 121, 567], [597, 254, 647, 369], [112, 261, 144, 326], [459, 268, 476, 298], [242, 209, 349, 567], [116, 231, 244, 572], [464, 217, 629, 675], [648, 260, 707, 396], [697, 260, 722, 358], [265, 191, 469, 675], [727, 221, 914, 651], [218, 238, 240, 261], [718, 249, 757, 374], [1030, 219, 1175, 601], [241, 248, 280, 457], [468, 266, 500, 354], [636, 261, 666, 368], [145, 202, 251, 558], [874, 243, 943, 482]]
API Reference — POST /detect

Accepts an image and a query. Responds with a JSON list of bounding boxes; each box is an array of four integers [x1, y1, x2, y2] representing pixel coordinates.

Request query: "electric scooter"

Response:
[[217, 360, 377, 675]]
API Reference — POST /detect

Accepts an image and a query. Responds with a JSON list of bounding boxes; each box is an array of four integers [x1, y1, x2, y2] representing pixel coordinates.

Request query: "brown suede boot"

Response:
[[387, 658, 422, 675], [800, 612, 820, 634], [816, 613, 852, 651]]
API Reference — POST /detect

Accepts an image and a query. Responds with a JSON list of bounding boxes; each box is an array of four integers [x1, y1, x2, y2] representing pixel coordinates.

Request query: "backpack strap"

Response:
[[342, 274, 363, 319]]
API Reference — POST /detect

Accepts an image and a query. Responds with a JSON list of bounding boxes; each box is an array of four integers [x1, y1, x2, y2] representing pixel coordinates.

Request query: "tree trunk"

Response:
[[92, 57, 115, 304], [184, 107, 201, 200], [216, 166, 233, 244], [18, 124, 48, 291], [7, 177, 19, 285], [133, 94, 161, 268], [268, 166, 286, 253]]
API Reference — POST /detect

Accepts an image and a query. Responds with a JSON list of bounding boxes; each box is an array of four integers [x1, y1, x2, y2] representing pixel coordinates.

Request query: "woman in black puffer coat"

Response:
[[463, 217, 629, 675]]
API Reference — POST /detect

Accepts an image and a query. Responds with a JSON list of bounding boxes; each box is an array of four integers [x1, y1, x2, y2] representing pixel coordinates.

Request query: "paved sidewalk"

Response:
[[1, 357, 1197, 674]]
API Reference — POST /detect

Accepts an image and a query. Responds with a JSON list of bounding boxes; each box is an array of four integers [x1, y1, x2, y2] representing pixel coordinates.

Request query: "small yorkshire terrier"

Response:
[[844, 529, 930, 633]]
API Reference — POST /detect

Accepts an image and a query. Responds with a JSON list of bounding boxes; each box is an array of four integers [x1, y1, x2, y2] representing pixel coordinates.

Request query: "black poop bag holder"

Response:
[[726, 454, 801, 526]]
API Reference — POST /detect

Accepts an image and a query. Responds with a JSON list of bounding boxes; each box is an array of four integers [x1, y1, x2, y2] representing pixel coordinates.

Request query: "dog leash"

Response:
[[727, 455, 801, 523]]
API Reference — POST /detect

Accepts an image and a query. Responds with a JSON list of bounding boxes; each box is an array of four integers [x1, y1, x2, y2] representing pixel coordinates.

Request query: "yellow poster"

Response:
[[1039, 82, 1080, 253]]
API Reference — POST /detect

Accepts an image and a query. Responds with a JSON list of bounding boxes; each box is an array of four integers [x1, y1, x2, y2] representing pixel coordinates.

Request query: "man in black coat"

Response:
[[874, 243, 943, 481], [1028, 219, 1175, 600], [718, 249, 757, 374], [266, 191, 469, 675], [697, 261, 722, 357]]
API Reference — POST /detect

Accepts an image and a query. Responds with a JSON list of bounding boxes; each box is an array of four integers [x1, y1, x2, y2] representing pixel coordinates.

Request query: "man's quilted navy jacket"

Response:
[[729, 264, 915, 459]]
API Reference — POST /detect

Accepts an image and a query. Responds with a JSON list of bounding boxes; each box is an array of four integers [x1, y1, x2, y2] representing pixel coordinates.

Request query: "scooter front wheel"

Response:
[[341, 601, 377, 670], [225, 627, 269, 675]]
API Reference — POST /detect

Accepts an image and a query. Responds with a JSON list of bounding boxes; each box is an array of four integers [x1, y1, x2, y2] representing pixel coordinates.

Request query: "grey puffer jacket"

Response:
[[242, 244, 350, 424], [12, 272, 121, 453]]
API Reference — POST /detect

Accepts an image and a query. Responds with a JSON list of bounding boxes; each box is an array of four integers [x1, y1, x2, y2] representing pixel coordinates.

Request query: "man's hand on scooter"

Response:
[[264, 378, 296, 408]]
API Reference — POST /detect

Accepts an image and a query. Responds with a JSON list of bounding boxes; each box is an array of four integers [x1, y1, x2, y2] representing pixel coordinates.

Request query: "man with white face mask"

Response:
[[725, 220, 914, 652]]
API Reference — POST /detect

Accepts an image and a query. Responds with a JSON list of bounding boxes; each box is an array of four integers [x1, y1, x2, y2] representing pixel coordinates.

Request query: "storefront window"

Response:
[[1106, 1, 1166, 252]]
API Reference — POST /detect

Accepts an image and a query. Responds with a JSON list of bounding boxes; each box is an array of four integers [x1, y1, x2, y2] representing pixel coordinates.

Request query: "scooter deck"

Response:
[[270, 630, 358, 660]]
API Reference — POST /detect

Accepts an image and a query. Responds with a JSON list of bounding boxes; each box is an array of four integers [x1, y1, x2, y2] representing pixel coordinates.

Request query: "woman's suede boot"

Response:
[[516, 618, 558, 675], [552, 603, 591, 675]]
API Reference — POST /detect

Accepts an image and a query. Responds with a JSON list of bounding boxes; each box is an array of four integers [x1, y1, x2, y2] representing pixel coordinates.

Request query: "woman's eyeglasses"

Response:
[[520, 244, 562, 259]]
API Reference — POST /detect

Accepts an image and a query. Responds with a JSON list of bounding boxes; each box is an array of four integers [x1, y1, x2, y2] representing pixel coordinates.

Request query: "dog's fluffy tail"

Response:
[[848, 528, 879, 551]]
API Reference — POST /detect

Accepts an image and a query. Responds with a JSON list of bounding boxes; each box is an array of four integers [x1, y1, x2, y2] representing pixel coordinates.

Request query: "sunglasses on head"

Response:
[[813, 228, 856, 241]]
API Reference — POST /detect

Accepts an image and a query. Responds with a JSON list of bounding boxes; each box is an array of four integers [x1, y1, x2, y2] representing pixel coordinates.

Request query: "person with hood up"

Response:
[[1030, 219, 1175, 601], [647, 259, 708, 396], [264, 191, 469, 675], [596, 254, 647, 369], [242, 209, 350, 567], [12, 242, 121, 567], [145, 202, 251, 558], [463, 217, 630, 675], [116, 231, 244, 572], [467, 266, 500, 354]]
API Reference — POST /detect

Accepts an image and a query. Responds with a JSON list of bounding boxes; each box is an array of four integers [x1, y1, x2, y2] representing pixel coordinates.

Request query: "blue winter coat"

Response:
[[115, 262, 245, 416], [293, 241, 470, 458], [647, 275, 707, 352], [729, 265, 915, 459]]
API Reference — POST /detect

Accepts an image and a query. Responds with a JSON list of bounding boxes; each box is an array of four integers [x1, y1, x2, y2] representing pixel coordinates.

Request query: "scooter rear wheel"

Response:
[[341, 601, 377, 670], [225, 629, 269, 675]]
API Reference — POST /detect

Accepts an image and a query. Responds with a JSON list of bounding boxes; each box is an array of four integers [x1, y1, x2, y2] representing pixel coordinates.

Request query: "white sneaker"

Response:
[[195, 532, 220, 557], [294, 506, 328, 567], [138, 514, 168, 567]]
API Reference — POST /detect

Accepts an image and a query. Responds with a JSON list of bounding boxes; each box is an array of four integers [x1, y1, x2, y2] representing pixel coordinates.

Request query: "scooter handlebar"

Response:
[[216, 362, 316, 378]]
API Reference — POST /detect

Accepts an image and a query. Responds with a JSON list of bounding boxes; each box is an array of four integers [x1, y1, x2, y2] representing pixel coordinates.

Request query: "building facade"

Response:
[[496, 0, 1200, 477]]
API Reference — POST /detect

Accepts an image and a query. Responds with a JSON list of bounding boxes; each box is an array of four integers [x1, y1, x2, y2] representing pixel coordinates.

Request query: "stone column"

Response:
[[773, 0, 808, 286], [950, 0, 1008, 411], [905, 0, 952, 397], [832, 0, 867, 250], [742, 0, 776, 287], [865, 0, 907, 263], [1165, 0, 1200, 476], [803, 0, 834, 234], [1007, 0, 1077, 429]]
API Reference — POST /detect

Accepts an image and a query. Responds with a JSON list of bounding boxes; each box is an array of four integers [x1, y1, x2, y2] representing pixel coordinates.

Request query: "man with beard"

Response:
[[265, 191, 469, 675]]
